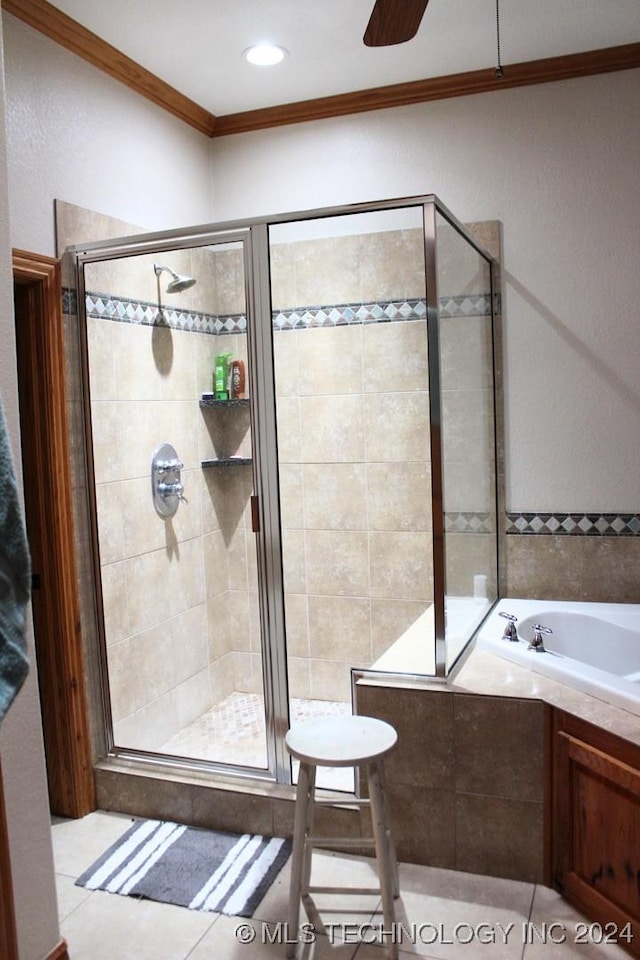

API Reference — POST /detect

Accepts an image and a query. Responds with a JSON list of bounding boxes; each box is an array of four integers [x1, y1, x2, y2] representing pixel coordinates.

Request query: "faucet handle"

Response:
[[499, 611, 519, 641]]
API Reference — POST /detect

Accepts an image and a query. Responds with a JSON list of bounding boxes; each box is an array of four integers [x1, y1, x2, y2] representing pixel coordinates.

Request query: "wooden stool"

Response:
[[285, 715, 399, 959]]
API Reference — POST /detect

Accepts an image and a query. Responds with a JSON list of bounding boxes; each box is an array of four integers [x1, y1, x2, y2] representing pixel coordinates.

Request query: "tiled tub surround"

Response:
[[93, 648, 640, 887], [505, 513, 640, 602], [354, 648, 640, 884]]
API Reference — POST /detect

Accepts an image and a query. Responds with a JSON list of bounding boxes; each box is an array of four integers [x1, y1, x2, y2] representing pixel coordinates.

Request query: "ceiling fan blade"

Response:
[[363, 0, 430, 47]]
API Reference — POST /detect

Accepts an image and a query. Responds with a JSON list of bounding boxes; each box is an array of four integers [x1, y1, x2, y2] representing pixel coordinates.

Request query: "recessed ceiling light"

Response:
[[243, 44, 287, 67]]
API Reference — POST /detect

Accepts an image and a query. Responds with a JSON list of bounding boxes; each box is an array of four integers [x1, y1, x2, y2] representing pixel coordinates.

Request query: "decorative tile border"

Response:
[[445, 512, 495, 534], [273, 293, 493, 329], [440, 294, 494, 319], [506, 513, 640, 536], [273, 299, 427, 329], [83, 291, 238, 335], [432, 512, 640, 537], [63, 289, 494, 335]]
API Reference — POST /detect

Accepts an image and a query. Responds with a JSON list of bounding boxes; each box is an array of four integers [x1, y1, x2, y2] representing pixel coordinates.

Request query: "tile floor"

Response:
[[53, 811, 631, 960]]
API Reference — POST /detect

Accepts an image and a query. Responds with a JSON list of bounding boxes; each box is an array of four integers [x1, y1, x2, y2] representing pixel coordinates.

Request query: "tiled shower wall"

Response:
[[274, 318, 433, 702]]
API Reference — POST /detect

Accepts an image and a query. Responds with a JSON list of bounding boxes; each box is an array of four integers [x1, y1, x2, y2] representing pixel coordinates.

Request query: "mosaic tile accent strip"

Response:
[[444, 512, 495, 534], [272, 299, 427, 329], [506, 513, 640, 536], [63, 288, 493, 335], [83, 291, 241, 335], [439, 294, 494, 319], [273, 294, 492, 330]]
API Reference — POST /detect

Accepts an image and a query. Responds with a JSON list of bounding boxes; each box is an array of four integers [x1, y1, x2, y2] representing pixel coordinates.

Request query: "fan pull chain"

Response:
[[495, 0, 504, 77]]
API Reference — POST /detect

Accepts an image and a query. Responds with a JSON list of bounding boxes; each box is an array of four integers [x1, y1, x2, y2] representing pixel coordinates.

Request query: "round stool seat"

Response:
[[285, 715, 397, 767]]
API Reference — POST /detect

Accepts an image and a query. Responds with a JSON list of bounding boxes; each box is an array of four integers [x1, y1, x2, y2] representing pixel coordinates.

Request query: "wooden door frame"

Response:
[[13, 249, 95, 818]]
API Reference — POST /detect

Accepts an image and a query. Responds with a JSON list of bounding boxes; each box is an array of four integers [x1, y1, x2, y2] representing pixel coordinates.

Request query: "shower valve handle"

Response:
[[158, 480, 184, 499], [157, 458, 184, 474], [152, 443, 185, 518]]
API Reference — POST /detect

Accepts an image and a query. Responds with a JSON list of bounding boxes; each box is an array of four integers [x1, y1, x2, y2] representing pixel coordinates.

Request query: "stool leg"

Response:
[[368, 760, 398, 960], [300, 767, 316, 899], [377, 757, 399, 899], [287, 761, 316, 959]]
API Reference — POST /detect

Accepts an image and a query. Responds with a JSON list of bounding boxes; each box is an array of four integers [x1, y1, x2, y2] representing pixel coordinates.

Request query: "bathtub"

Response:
[[476, 599, 640, 717]]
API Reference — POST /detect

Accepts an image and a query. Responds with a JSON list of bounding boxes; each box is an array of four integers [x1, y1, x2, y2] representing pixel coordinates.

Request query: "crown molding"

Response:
[[2, 0, 217, 135], [212, 42, 640, 136], [3, 0, 639, 139]]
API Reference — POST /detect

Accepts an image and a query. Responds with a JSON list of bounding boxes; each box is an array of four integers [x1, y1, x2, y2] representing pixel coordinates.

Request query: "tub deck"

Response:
[[476, 598, 640, 719]]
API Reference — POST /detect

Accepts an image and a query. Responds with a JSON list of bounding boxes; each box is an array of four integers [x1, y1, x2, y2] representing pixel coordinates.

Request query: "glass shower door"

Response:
[[80, 234, 270, 772], [268, 205, 434, 787]]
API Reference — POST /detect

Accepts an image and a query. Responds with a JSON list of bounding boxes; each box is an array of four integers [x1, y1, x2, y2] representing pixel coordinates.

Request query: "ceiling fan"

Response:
[[363, 0, 430, 46]]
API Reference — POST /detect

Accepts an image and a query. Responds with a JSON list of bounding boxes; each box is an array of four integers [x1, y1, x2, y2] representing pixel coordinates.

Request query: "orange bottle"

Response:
[[231, 360, 246, 399]]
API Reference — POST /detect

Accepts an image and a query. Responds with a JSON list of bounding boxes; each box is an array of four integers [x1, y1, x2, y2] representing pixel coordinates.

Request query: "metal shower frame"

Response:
[[69, 193, 501, 788]]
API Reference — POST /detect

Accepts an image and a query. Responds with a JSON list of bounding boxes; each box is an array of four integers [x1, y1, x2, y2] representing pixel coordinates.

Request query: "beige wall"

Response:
[[3, 14, 213, 254], [209, 71, 640, 516]]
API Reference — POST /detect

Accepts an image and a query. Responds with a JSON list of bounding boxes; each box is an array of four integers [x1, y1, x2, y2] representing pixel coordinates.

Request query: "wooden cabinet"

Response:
[[553, 709, 640, 956]]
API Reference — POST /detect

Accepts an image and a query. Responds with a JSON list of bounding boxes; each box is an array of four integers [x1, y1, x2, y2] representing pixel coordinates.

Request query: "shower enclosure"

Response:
[[68, 195, 500, 790]]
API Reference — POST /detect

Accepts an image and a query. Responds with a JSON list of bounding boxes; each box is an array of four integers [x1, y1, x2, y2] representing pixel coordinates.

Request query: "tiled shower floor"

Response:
[[160, 692, 353, 790]]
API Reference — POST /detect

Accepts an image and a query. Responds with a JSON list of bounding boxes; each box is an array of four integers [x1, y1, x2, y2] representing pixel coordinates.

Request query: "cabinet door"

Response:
[[554, 715, 640, 955]]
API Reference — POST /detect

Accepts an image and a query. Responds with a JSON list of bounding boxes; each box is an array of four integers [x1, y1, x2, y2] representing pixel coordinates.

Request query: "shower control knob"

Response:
[[151, 443, 186, 518], [158, 481, 184, 498], [157, 458, 184, 473]]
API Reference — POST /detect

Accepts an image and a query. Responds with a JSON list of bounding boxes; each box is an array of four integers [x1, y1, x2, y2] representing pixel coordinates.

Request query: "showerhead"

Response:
[[153, 262, 197, 293]]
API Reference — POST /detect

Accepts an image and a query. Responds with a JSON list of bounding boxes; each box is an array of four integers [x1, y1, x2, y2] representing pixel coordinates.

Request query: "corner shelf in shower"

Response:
[[199, 394, 250, 409], [201, 457, 253, 468], [199, 394, 252, 468]]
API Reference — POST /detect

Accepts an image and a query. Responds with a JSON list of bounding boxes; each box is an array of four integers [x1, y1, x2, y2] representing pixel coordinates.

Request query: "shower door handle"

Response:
[[251, 495, 260, 533]]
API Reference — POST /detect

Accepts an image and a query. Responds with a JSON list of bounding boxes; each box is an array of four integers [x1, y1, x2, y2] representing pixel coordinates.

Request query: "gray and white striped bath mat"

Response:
[[76, 819, 291, 917]]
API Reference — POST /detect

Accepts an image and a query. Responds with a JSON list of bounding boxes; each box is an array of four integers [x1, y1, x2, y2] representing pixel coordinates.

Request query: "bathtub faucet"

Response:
[[499, 611, 519, 641], [528, 623, 552, 653]]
